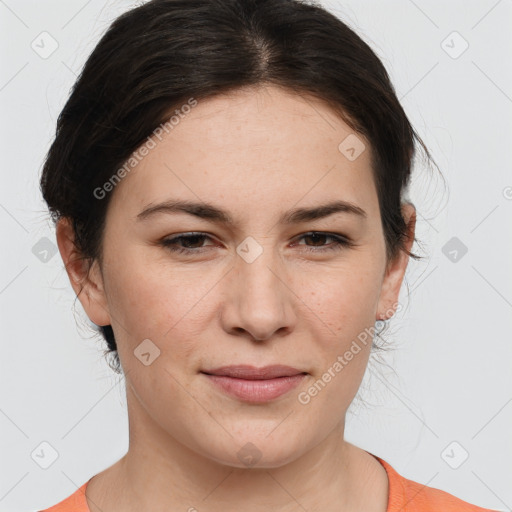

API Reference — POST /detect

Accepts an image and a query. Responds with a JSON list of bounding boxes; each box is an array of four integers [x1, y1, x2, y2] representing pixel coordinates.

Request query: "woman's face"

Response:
[[61, 85, 414, 468]]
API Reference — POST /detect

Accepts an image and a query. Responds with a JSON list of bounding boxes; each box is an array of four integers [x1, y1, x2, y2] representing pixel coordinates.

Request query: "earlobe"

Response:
[[55, 217, 111, 327], [376, 203, 416, 321]]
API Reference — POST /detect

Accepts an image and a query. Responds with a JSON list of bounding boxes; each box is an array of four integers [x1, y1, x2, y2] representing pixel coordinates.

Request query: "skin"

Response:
[[57, 84, 416, 512]]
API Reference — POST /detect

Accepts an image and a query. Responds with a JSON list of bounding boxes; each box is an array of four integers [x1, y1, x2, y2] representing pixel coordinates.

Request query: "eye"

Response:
[[160, 231, 354, 255], [160, 232, 215, 255], [291, 231, 354, 253]]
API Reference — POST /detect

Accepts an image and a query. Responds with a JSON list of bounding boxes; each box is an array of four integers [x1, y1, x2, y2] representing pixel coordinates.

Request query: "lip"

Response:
[[201, 365, 307, 403]]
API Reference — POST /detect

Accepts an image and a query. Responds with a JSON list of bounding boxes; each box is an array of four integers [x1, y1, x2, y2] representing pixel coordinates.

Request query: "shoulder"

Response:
[[373, 455, 497, 512], [37, 480, 90, 512]]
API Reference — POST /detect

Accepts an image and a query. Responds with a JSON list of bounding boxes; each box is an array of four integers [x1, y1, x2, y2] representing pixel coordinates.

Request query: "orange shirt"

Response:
[[38, 453, 497, 511]]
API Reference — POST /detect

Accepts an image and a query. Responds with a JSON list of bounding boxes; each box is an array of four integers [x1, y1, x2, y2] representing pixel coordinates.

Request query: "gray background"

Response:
[[0, 0, 511, 510]]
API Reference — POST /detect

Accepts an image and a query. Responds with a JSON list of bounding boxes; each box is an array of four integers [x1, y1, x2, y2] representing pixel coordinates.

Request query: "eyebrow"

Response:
[[136, 199, 367, 224]]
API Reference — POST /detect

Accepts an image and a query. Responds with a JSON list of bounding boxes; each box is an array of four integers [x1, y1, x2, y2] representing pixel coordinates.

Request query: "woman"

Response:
[[37, 0, 496, 510]]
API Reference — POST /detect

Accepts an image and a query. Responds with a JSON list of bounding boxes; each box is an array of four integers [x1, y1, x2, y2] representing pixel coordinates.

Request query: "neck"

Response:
[[86, 386, 387, 512]]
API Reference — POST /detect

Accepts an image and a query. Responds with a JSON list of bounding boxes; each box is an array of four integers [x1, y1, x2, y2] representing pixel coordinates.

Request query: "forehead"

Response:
[[108, 85, 379, 225]]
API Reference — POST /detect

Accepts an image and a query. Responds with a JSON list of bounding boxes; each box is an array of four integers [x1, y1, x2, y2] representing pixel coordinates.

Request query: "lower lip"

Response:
[[202, 373, 307, 402]]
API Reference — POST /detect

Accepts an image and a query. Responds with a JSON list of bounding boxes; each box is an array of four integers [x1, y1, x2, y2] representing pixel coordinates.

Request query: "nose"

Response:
[[220, 241, 296, 342]]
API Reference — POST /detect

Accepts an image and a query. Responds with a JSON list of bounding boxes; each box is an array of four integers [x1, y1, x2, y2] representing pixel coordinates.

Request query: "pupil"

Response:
[[185, 235, 203, 248], [308, 233, 325, 246]]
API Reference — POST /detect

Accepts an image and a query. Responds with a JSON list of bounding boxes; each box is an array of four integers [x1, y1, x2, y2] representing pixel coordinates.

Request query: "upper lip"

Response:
[[201, 365, 306, 380]]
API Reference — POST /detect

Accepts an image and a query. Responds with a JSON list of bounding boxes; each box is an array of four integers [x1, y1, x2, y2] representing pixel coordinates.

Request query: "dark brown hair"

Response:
[[40, 0, 438, 374]]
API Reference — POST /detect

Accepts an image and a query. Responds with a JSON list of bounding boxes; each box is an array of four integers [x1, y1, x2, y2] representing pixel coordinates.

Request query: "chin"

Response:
[[198, 430, 309, 470]]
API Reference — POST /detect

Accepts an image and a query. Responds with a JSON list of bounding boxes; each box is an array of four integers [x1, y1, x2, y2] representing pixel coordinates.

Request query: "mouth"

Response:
[[200, 365, 307, 403], [202, 364, 306, 379]]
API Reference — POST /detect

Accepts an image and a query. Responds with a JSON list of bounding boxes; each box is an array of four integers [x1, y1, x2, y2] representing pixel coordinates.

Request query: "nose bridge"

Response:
[[236, 234, 285, 299]]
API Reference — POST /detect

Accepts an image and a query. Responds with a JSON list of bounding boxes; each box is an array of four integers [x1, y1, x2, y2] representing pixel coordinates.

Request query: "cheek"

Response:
[[302, 260, 383, 337], [298, 262, 382, 397], [300, 274, 379, 410], [103, 251, 222, 361]]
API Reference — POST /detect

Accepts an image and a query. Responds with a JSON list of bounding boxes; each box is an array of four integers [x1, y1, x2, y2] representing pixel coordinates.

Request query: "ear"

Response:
[[376, 203, 416, 321], [55, 217, 111, 327]]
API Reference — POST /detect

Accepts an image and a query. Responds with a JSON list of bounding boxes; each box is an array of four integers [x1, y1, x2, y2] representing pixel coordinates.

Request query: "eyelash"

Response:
[[160, 231, 354, 255]]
